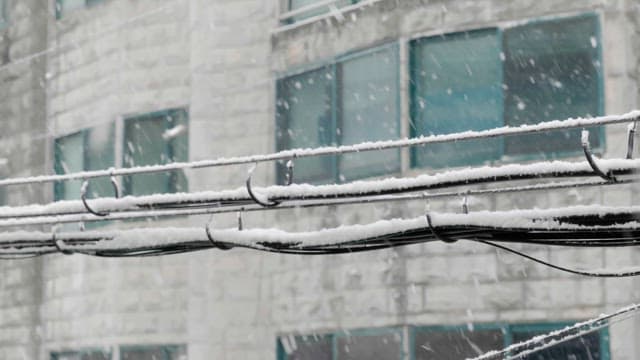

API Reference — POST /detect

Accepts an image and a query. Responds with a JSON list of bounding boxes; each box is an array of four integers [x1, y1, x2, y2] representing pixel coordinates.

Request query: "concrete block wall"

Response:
[[40, 0, 193, 357], [2, 0, 640, 359], [191, 0, 640, 359], [0, 1, 48, 359]]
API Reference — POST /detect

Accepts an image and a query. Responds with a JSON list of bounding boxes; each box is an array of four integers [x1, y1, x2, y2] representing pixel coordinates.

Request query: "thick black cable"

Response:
[[476, 239, 640, 278]]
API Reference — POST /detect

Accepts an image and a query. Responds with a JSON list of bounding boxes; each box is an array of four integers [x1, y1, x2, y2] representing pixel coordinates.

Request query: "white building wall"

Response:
[[1, 0, 640, 359]]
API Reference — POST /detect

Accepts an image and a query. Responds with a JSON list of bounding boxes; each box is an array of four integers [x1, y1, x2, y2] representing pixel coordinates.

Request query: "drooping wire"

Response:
[[476, 239, 640, 278]]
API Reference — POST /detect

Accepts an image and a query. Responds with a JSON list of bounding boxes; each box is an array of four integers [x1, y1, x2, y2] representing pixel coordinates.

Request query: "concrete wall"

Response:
[[1, 0, 640, 359], [0, 1, 47, 359], [41, 0, 192, 358]]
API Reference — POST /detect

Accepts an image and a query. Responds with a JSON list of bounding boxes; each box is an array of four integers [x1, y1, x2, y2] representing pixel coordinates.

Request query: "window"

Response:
[[120, 345, 186, 360], [277, 328, 404, 360], [284, 1, 359, 23], [51, 350, 111, 360], [0, 0, 7, 27], [123, 108, 189, 196], [55, 0, 103, 19], [276, 43, 400, 184], [277, 323, 609, 360], [54, 123, 115, 202], [414, 323, 607, 360], [410, 14, 602, 168], [0, 160, 7, 206]]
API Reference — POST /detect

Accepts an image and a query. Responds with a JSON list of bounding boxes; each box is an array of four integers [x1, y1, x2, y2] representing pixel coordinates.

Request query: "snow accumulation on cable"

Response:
[[3, 205, 640, 252], [1, 158, 640, 220], [469, 303, 640, 360], [1, 110, 639, 187]]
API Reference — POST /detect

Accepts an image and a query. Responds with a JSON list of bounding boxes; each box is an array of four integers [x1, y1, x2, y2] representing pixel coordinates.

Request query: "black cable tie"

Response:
[[425, 213, 458, 243]]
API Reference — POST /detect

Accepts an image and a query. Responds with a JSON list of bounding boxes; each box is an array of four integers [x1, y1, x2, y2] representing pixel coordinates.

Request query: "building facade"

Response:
[[1, 0, 640, 359]]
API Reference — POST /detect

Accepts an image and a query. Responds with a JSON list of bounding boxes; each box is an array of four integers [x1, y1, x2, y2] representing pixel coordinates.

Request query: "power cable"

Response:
[[1, 111, 638, 188]]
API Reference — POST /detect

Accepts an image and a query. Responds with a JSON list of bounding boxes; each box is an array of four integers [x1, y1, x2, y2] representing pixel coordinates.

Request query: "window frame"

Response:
[[277, 326, 405, 360], [119, 344, 186, 360], [275, 41, 401, 184], [408, 12, 605, 169], [50, 349, 112, 360], [278, 322, 610, 360], [121, 108, 189, 196]]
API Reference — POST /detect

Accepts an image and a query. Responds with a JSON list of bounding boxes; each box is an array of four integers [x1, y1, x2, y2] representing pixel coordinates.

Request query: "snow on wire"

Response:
[[0, 111, 638, 188], [469, 303, 640, 360], [4, 205, 640, 278], [1, 158, 639, 224]]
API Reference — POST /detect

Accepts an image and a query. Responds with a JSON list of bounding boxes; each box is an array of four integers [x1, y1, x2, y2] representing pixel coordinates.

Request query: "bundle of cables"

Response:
[[2, 205, 640, 278]]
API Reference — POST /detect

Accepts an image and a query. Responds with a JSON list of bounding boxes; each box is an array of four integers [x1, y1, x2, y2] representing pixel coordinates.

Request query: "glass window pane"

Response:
[[81, 353, 110, 360], [504, 15, 602, 156], [340, 45, 400, 181], [414, 328, 504, 360], [121, 348, 163, 360], [411, 29, 502, 168], [121, 346, 186, 360], [166, 109, 189, 193], [57, 0, 86, 17], [123, 116, 169, 196], [0, 0, 7, 24], [54, 132, 84, 201], [336, 331, 403, 360], [51, 351, 110, 360], [280, 335, 332, 360], [276, 68, 335, 184], [85, 123, 115, 199], [511, 328, 602, 360]]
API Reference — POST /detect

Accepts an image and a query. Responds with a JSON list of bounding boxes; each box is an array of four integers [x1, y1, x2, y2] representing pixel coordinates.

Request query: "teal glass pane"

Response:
[[54, 132, 84, 201], [121, 346, 186, 360], [166, 109, 189, 193], [411, 29, 502, 168], [85, 123, 114, 199], [336, 331, 402, 360], [414, 328, 503, 360], [339, 45, 400, 181], [276, 67, 335, 184], [279, 336, 332, 360], [511, 327, 602, 359], [504, 15, 602, 156], [0, 0, 7, 25], [0, 180, 5, 205], [56, 0, 86, 18], [51, 351, 110, 360], [123, 116, 169, 196]]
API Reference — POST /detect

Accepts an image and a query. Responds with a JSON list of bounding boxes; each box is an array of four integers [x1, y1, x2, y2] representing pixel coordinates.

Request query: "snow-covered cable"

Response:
[[3, 206, 640, 260], [1, 158, 639, 222], [0, 178, 630, 228], [469, 303, 640, 360], [1, 111, 638, 188]]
